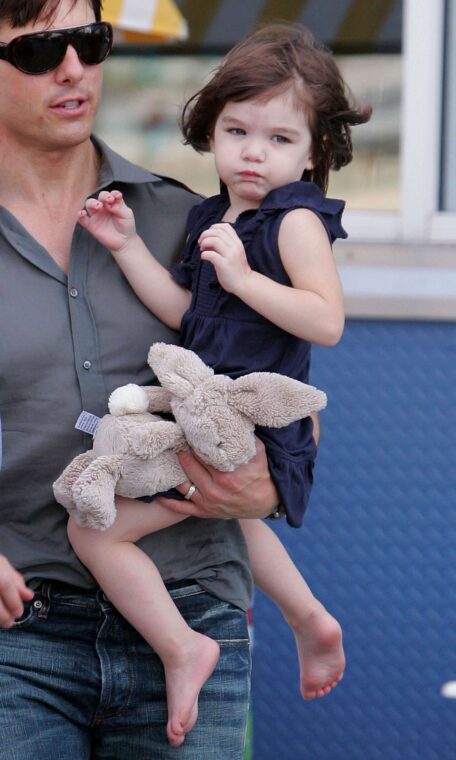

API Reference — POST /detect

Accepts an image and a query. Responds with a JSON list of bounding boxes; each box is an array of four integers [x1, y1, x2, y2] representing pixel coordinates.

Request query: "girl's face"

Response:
[[210, 86, 314, 215]]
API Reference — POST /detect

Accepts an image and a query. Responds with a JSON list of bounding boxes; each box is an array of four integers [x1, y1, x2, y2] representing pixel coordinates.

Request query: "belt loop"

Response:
[[33, 580, 52, 620]]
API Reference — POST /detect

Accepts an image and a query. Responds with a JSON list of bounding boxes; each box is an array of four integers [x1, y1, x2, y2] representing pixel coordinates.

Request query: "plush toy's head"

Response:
[[147, 343, 327, 471], [170, 374, 258, 470]]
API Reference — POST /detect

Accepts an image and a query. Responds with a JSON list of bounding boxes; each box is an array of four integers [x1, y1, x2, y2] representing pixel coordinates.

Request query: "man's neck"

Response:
[[0, 138, 101, 273], [0, 138, 99, 209]]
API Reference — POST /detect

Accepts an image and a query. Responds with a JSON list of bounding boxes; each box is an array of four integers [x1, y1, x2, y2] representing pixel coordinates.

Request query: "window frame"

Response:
[[346, 0, 456, 244]]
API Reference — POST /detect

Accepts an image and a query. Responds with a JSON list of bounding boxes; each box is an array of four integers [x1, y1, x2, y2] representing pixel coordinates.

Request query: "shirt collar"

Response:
[[91, 134, 162, 189]]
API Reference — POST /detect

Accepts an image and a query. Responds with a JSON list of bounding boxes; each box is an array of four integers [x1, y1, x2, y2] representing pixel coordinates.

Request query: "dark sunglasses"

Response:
[[0, 21, 112, 75]]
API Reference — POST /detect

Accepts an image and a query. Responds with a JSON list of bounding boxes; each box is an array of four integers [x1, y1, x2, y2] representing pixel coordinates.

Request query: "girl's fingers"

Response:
[[199, 235, 233, 254], [84, 198, 102, 213], [205, 223, 239, 241], [97, 190, 122, 205], [200, 228, 232, 244], [79, 191, 125, 224], [111, 190, 123, 202], [200, 251, 221, 265]]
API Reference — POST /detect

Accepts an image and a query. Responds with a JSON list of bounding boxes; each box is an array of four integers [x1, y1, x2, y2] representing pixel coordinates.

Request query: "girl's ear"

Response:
[[301, 155, 314, 179]]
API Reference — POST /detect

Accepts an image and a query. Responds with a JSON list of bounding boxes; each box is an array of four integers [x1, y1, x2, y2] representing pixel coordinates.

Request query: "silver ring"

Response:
[[183, 483, 197, 500]]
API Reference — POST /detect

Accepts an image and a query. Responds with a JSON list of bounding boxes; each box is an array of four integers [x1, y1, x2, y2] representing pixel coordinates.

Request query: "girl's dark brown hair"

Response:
[[0, 0, 102, 26], [181, 23, 372, 192]]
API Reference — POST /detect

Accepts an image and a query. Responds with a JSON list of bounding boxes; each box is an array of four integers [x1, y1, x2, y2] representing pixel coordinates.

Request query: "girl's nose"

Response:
[[241, 140, 265, 162]]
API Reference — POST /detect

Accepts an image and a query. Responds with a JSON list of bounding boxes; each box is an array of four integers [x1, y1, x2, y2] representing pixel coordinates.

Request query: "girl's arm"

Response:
[[199, 210, 344, 346], [79, 191, 191, 330], [109, 233, 191, 331]]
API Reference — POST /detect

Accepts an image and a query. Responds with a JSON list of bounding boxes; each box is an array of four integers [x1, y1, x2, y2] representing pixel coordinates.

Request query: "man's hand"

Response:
[[156, 438, 279, 519], [0, 555, 34, 628]]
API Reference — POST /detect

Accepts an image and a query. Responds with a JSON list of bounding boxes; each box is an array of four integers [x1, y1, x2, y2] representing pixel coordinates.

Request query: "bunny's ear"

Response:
[[228, 372, 327, 427], [147, 343, 214, 399]]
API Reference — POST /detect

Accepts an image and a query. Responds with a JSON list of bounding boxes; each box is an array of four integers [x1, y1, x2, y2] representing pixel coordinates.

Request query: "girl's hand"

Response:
[[198, 223, 252, 293], [0, 555, 34, 628], [78, 190, 136, 253]]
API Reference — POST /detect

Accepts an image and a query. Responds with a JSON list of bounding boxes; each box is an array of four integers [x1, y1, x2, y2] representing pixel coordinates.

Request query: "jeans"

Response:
[[0, 580, 251, 759]]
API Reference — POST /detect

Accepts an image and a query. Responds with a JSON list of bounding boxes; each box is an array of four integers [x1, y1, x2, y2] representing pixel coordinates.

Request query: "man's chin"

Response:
[[44, 125, 94, 152]]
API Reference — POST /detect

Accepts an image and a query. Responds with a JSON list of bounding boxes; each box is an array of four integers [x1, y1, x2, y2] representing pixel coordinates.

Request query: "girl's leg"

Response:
[[239, 518, 345, 700], [67, 497, 220, 748]]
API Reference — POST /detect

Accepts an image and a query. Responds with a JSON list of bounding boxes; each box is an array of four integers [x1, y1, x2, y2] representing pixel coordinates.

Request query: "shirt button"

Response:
[[83, 360, 92, 370], [33, 600, 43, 609], [69, 288, 79, 297]]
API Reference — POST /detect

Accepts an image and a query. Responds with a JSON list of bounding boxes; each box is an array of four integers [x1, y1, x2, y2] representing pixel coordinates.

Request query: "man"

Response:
[[0, 1, 279, 757]]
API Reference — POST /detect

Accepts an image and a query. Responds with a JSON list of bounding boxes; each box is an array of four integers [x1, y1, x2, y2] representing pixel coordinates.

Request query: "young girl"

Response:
[[68, 22, 370, 748]]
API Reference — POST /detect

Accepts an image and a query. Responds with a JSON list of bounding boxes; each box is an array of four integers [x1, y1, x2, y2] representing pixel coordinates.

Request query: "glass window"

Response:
[[328, 54, 401, 211]]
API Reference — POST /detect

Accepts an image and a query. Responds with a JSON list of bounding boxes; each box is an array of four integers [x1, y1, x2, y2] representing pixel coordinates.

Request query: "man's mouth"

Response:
[[51, 97, 86, 110], [60, 100, 82, 110]]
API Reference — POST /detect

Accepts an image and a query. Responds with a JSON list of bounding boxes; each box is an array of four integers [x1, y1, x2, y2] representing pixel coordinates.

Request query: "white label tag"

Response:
[[75, 411, 101, 436]]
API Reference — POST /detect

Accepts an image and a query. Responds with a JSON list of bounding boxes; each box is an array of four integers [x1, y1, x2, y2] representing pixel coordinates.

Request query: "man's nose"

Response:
[[54, 44, 85, 83]]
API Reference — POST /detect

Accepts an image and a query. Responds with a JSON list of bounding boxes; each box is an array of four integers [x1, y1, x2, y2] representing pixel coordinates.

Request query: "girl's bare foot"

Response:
[[164, 633, 220, 747], [290, 602, 345, 700]]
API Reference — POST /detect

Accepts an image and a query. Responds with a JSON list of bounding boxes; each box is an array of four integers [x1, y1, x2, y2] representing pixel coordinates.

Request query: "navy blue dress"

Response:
[[170, 181, 347, 527]]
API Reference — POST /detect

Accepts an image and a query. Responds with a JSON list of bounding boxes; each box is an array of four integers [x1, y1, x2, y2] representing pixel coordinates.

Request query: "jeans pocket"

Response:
[[10, 602, 36, 630]]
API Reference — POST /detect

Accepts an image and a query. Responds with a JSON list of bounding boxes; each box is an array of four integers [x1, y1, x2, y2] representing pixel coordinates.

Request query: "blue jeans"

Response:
[[0, 580, 251, 759]]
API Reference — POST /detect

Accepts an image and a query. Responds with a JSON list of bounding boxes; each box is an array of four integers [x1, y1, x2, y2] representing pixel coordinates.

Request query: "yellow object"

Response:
[[102, 0, 188, 42]]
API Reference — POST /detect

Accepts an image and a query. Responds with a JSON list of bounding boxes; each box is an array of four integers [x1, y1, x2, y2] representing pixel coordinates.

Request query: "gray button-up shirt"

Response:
[[0, 137, 252, 611]]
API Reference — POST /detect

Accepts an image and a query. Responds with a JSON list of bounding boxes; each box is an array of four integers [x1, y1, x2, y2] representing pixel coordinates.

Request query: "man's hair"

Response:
[[0, 1, 102, 26], [181, 23, 372, 192]]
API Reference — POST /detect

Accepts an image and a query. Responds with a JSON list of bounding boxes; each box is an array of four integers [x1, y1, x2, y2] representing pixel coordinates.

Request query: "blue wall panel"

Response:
[[252, 320, 456, 759]]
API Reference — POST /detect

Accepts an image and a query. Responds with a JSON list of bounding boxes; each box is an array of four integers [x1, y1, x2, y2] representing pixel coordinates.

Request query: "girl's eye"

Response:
[[272, 135, 290, 144], [228, 128, 245, 136]]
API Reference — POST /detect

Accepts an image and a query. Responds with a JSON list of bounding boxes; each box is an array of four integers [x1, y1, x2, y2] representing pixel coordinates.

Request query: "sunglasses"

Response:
[[0, 21, 112, 75]]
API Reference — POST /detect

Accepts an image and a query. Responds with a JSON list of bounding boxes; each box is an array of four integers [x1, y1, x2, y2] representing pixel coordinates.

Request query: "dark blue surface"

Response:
[[252, 320, 456, 759]]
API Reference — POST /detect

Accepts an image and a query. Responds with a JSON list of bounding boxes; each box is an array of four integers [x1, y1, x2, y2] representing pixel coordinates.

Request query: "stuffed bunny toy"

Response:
[[53, 343, 326, 530]]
